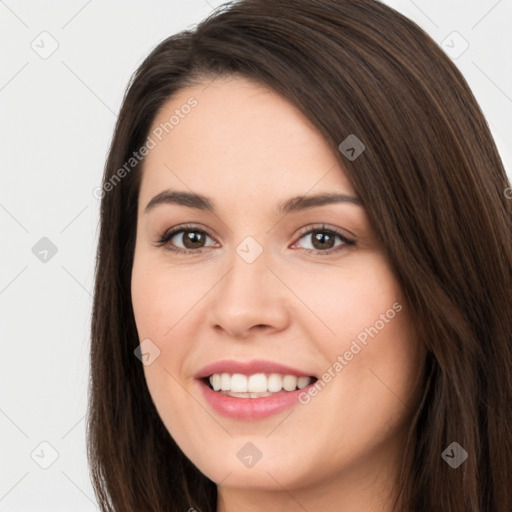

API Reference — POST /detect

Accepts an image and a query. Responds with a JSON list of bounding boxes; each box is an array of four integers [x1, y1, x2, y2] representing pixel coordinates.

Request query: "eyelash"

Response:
[[153, 223, 355, 256]]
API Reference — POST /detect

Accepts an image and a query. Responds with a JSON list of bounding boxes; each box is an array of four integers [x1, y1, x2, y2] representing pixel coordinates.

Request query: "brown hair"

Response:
[[87, 0, 512, 510]]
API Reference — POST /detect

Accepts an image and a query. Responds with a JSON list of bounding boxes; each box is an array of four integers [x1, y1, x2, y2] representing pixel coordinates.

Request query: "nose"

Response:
[[207, 242, 290, 340]]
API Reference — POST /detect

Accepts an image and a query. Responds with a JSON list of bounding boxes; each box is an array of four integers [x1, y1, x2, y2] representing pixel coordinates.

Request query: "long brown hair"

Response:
[[87, 1, 512, 510]]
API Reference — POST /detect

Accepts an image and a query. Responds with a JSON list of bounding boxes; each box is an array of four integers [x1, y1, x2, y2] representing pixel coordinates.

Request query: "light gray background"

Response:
[[1, 1, 511, 510]]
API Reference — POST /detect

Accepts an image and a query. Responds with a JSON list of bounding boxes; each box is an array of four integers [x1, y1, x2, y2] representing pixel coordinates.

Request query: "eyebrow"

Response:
[[144, 189, 362, 214]]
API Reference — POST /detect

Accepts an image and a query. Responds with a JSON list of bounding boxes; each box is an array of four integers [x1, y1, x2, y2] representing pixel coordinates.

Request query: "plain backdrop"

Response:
[[1, 1, 511, 510]]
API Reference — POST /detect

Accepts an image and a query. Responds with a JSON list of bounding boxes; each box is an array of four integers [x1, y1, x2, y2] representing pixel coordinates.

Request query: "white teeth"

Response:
[[220, 373, 230, 391], [231, 373, 247, 392], [297, 376, 310, 389], [222, 391, 274, 399], [211, 374, 221, 391], [248, 373, 267, 393], [268, 373, 283, 392], [283, 375, 298, 391], [207, 372, 314, 394]]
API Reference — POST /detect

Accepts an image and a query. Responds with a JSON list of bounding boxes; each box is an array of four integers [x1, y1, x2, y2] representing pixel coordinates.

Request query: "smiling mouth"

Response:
[[202, 372, 318, 398]]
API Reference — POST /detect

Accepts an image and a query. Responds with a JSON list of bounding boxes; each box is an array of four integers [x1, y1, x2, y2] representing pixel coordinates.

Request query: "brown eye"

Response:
[[177, 230, 207, 249], [155, 224, 354, 256], [155, 226, 217, 254], [310, 230, 336, 250], [293, 226, 355, 255]]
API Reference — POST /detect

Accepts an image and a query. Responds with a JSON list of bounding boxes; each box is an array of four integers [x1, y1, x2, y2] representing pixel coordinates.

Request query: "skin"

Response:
[[131, 75, 425, 512]]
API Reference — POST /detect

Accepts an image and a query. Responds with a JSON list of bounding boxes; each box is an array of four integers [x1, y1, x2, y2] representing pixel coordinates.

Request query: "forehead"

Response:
[[139, 76, 355, 204]]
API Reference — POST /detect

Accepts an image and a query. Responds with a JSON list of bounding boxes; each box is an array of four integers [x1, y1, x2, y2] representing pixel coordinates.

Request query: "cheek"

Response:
[[292, 252, 404, 350], [131, 252, 206, 425], [293, 254, 420, 437], [131, 252, 197, 340], [131, 263, 200, 450]]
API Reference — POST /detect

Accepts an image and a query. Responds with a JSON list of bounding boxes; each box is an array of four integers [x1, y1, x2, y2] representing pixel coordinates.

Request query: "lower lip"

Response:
[[197, 379, 313, 420]]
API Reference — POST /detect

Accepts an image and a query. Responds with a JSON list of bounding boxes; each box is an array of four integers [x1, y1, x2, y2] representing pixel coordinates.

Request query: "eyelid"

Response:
[[292, 223, 354, 243], [153, 223, 218, 252], [290, 224, 355, 253], [154, 222, 355, 255]]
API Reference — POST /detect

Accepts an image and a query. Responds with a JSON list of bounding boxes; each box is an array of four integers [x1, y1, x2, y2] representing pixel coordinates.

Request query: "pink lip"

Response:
[[194, 359, 316, 380], [196, 379, 316, 420], [194, 359, 317, 420]]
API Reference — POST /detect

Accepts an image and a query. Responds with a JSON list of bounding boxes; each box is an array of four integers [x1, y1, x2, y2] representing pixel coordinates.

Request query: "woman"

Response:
[[87, 1, 512, 510]]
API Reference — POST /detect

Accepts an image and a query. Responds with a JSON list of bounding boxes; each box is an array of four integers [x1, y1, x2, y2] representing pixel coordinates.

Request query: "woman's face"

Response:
[[131, 75, 424, 503]]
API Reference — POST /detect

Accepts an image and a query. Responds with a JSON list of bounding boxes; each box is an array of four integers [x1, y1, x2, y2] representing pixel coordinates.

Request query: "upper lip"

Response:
[[194, 359, 317, 380]]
